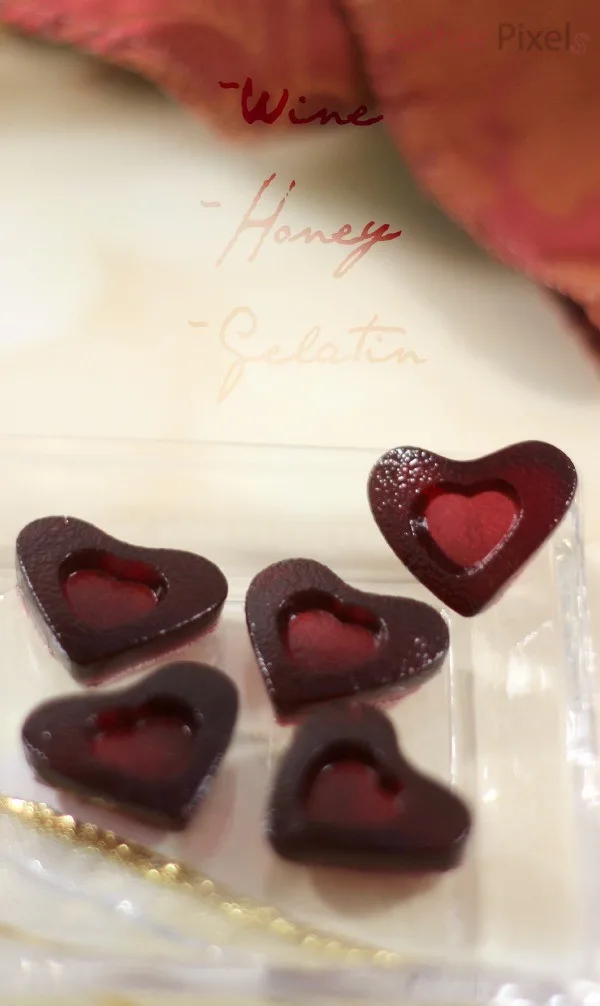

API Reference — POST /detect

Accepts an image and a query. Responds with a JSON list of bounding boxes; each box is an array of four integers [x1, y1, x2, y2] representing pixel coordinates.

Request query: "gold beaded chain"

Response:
[[0, 795, 406, 967]]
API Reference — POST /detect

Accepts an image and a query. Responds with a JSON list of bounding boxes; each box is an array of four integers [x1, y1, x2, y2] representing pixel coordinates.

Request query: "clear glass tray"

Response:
[[0, 435, 597, 1004]]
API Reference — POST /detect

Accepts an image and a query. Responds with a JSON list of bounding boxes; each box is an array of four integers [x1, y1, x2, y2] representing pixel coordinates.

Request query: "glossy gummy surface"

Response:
[[245, 558, 449, 717]]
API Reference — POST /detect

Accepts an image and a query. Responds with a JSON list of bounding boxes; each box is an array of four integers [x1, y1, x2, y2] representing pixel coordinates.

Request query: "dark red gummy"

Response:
[[22, 661, 238, 830], [16, 517, 228, 682], [245, 558, 449, 718], [368, 441, 577, 617], [267, 701, 471, 872]]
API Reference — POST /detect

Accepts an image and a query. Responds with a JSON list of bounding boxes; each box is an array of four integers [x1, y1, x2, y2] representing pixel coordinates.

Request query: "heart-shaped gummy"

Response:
[[368, 441, 577, 616], [16, 517, 228, 682], [22, 661, 238, 830], [245, 558, 449, 718], [267, 701, 471, 871]]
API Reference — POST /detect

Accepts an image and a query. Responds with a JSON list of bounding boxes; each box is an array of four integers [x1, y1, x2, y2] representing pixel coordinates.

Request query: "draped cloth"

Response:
[[3, 0, 600, 344]]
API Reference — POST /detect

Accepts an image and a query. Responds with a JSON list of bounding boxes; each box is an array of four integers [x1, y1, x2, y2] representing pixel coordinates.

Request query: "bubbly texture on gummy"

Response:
[[369, 442, 577, 616]]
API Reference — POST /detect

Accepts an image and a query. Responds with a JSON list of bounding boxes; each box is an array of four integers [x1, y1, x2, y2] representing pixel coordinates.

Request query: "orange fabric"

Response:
[[0, 0, 364, 135], [343, 0, 600, 330]]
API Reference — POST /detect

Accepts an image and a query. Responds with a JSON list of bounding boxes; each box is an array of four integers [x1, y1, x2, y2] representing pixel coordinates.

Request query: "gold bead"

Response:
[[324, 940, 345, 957], [270, 917, 297, 939]]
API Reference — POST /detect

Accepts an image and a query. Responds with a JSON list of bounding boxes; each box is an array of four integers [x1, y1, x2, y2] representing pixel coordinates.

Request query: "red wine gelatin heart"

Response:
[[16, 517, 228, 682], [246, 558, 449, 718], [22, 661, 238, 830], [369, 442, 577, 616], [268, 702, 471, 872]]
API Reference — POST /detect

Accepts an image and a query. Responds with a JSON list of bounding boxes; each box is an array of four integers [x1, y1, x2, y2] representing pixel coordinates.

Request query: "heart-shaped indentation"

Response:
[[17, 517, 228, 682], [369, 442, 577, 616], [22, 662, 238, 830], [423, 486, 519, 568], [246, 558, 449, 718], [268, 702, 471, 872], [90, 700, 196, 781], [306, 760, 402, 827], [62, 551, 165, 630], [283, 593, 380, 674]]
